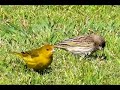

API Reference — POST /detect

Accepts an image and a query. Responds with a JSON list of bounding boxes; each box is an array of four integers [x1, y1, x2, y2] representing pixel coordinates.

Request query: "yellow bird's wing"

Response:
[[22, 48, 40, 58], [17, 48, 40, 63]]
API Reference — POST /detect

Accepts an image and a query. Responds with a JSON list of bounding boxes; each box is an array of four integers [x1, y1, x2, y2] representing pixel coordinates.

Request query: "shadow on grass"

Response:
[[86, 54, 107, 60], [35, 67, 53, 75], [24, 65, 53, 75], [74, 53, 107, 61]]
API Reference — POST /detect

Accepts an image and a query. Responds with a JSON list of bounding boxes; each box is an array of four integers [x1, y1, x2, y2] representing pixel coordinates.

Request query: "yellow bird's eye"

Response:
[[46, 49, 49, 51]]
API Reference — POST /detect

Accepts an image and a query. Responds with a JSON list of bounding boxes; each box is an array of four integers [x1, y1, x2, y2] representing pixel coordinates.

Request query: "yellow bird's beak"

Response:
[[52, 49, 55, 52]]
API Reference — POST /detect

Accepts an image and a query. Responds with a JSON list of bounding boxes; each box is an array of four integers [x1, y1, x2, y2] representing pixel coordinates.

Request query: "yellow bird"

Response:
[[10, 44, 54, 71]]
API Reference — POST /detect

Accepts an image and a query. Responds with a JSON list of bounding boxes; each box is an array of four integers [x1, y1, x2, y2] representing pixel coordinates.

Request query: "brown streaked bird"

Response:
[[55, 34, 105, 56]]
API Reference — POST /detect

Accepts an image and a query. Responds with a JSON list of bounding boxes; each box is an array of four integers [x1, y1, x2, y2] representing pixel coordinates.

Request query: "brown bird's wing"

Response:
[[56, 35, 94, 48]]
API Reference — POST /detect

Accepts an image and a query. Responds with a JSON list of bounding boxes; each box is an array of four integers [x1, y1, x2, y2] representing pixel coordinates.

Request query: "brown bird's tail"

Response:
[[54, 45, 67, 50]]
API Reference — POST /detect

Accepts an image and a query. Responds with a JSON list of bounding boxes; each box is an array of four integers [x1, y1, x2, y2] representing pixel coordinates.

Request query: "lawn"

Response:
[[0, 5, 120, 85]]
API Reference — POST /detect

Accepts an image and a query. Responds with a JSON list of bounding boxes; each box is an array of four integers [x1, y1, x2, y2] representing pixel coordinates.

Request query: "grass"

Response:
[[0, 5, 120, 85]]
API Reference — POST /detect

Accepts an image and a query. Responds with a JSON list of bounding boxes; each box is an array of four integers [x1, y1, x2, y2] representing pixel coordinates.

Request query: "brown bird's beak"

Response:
[[98, 46, 103, 50]]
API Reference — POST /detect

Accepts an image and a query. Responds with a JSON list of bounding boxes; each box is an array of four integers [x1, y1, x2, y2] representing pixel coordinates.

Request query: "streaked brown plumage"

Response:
[[55, 34, 105, 56]]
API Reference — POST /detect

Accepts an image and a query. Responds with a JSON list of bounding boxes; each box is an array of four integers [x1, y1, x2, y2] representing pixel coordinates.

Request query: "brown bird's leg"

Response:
[[101, 49, 107, 60], [79, 54, 87, 60], [96, 49, 107, 61]]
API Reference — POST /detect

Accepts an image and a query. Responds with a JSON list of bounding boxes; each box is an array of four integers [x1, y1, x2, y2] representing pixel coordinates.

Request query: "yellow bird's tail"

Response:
[[9, 51, 23, 58]]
